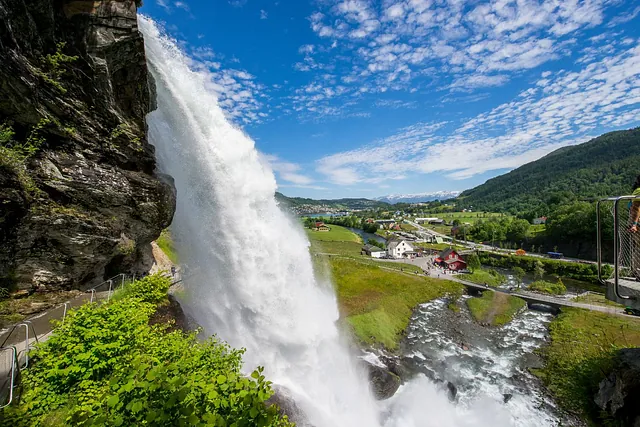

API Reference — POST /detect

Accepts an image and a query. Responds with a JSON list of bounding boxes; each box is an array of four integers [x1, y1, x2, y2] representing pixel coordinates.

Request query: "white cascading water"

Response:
[[140, 17, 516, 427]]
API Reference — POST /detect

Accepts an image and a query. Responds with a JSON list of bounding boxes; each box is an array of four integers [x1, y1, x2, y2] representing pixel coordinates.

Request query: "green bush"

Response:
[[529, 279, 567, 295], [5, 274, 291, 427], [478, 252, 608, 284]]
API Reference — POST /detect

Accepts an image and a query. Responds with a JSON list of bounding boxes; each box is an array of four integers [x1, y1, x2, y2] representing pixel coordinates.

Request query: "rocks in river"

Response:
[[447, 381, 457, 401], [266, 385, 314, 427], [0, 0, 176, 291], [594, 348, 640, 426], [366, 361, 402, 400], [503, 393, 513, 404]]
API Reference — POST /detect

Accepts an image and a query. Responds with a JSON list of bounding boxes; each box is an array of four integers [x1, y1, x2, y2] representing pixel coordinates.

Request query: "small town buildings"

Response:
[[313, 222, 330, 232], [387, 239, 415, 258], [415, 217, 442, 224], [434, 248, 467, 271], [533, 216, 547, 225], [362, 244, 386, 258]]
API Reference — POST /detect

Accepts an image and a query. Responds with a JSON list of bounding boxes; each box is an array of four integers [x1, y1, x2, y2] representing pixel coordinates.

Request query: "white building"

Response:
[[362, 245, 387, 258], [387, 239, 414, 259]]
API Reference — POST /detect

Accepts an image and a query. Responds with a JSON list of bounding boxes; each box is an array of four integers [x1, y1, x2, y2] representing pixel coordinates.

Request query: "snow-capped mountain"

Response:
[[373, 191, 461, 204]]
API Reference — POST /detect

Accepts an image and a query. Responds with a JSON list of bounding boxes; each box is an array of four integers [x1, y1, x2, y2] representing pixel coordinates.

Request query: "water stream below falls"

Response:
[[390, 298, 561, 427], [140, 16, 564, 427]]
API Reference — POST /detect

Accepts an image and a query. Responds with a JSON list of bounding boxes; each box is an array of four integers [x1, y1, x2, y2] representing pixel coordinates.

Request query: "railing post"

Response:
[[613, 198, 630, 300], [597, 199, 604, 284], [90, 289, 96, 303], [0, 346, 17, 409], [107, 280, 113, 301], [62, 302, 69, 324], [121, 274, 125, 290]]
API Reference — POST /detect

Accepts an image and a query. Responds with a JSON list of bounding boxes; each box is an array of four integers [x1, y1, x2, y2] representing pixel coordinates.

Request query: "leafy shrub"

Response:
[[529, 279, 567, 295], [5, 273, 291, 426], [37, 42, 78, 93]]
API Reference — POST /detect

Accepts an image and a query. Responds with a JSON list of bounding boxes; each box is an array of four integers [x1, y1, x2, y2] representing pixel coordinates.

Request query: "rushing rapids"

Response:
[[140, 17, 558, 427]]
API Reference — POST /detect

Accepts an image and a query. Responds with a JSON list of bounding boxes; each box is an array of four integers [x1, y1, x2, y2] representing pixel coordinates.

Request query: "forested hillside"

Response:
[[275, 192, 389, 210], [458, 128, 640, 216]]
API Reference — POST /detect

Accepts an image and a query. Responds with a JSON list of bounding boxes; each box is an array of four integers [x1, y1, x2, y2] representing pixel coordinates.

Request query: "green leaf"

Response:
[[107, 395, 119, 407], [131, 401, 144, 413], [217, 374, 227, 384]]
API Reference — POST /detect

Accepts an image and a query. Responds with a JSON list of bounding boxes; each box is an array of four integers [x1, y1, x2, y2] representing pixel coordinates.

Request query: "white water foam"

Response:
[[140, 16, 534, 427]]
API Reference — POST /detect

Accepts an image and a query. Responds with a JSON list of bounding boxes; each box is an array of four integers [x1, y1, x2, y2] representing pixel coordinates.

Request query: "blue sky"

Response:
[[141, 0, 640, 199]]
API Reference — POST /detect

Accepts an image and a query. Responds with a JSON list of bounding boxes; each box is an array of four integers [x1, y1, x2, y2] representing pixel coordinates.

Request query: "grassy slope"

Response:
[[307, 225, 462, 349], [306, 224, 362, 243], [156, 229, 179, 264], [534, 308, 640, 423], [466, 291, 526, 326], [462, 270, 506, 287], [330, 258, 462, 349]]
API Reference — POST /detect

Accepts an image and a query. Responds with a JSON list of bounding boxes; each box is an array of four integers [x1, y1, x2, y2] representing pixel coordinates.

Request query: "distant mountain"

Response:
[[275, 192, 389, 212], [374, 191, 462, 204], [457, 128, 640, 214]]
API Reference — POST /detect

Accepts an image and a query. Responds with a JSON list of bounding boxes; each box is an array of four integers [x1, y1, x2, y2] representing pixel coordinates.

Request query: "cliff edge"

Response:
[[0, 0, 176, 291]]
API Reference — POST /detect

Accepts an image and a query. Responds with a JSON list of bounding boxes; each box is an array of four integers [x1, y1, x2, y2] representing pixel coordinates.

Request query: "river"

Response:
[[370, 297, 576, 427], [346, 227, 387, 245]]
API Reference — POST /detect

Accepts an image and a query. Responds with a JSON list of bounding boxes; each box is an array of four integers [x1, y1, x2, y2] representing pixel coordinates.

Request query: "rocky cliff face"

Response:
[[0, 0, 176, 291], [595, 348, 640, 427]]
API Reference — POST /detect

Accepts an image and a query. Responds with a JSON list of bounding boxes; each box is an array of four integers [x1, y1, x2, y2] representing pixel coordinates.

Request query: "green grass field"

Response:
[[461, 269, 506, 287], [466, 291, 526, 326], [534, 308, 640, 423], [305, 224, 362, 243], [306, 223, 462, 349], [329, 257, 463, 349], [431, 212, 507, 225]]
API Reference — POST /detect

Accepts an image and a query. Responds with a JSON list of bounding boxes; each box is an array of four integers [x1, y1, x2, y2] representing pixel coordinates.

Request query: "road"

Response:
[[404, 219, 602, 265], [345, 252, 632, 317]]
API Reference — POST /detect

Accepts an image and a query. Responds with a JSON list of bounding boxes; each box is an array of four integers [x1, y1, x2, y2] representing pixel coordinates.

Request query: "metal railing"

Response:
[[0, 273, 138, 408], [0, 346, 19, 409], [597, 195, 640, 300]]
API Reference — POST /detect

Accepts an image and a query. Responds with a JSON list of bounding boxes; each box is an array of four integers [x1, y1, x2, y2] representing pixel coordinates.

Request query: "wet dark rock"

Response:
[[0, 0, 176, 291], [595, 348, 640, 426], [266, 385, 314, 427], [447, 381, 457, 401], [503, 393, 513, 404], [522, 352, 545, 370], [365, 361, 402, 400]]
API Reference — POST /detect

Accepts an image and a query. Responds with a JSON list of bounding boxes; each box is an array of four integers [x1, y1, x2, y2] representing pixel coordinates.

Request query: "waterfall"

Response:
[[139, 17, 518, 427], [139, 17, 379, 427]]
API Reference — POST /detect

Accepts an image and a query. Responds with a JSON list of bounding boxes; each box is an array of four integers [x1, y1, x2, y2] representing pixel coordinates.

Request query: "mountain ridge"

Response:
[[457, 127, 640, 214]]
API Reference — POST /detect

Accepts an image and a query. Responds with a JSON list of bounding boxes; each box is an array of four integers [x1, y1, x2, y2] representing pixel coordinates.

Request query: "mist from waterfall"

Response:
[[140, 16, 515, 427]]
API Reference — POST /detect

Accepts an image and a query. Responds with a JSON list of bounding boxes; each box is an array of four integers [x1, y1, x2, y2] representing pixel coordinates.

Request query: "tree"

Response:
[[467, 253, 481, 272], [533, 260, 545, 280], [513, 266, 525, 289], [368, 238, 385, 249]]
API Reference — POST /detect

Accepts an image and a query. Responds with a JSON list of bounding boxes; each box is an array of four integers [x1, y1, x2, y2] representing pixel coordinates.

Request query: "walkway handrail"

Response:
[[0, 346, 18, 409], [597, 195, 640, 301]]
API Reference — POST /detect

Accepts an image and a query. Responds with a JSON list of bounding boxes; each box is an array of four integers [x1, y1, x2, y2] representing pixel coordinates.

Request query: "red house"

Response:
[[434, 248, 467, 271]]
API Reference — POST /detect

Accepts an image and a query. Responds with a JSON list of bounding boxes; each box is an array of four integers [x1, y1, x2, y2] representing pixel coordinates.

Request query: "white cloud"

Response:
[[288, 0, 622, 117], [315, 42, 640, 183], [229, 0, 248, 7], [263, 155, 314, 185], [260, 9, 268, 20]]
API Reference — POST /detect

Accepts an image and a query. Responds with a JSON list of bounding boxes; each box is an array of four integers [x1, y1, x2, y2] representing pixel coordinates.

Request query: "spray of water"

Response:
[[140, 17, 518, 427]]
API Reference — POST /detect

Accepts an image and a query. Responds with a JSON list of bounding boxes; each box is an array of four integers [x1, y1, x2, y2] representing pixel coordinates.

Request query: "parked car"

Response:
[[624, 307, 640, 316]]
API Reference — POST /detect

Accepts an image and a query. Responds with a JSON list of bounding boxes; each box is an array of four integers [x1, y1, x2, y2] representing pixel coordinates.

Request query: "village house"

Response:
[[361, 244, 386, 258], [387, 238, 414, 259], [313, 222, 330, 232], [434, 248, 467, 271], [533, 216, 548, 225]]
